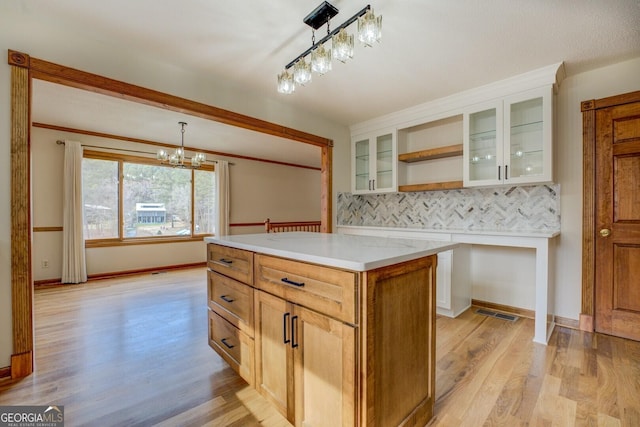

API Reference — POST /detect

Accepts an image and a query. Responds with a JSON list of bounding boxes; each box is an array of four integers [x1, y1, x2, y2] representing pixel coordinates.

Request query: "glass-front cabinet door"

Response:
[[464, 86, 553, 187], [504, 86, 553, 184], [374, 133, 394, 191], [354, 137, 371, 192], [351, 130, 397, 194], [463, 101, 503, 187]]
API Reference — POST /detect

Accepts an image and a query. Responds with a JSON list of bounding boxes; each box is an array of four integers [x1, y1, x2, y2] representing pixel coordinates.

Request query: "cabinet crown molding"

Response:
[[350, 62, 565, 136]]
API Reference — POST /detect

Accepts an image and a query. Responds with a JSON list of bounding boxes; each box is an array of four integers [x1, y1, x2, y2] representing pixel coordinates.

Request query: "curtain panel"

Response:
[[62, 140, 87, 283], [214, 160, 230, 236]]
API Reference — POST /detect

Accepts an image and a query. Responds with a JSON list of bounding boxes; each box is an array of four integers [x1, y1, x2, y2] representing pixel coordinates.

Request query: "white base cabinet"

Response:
[[337, 226, 471, 318], [434, 247, 471, 318]]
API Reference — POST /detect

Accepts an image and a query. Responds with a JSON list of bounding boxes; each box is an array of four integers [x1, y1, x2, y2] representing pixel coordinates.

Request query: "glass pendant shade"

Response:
[[277, 70, 296, 94], [191, 152, 206, 167], [311, 43, 332, 75], [169, 147, 184, 166], [332, 28, 354, 63], [293, 58, 312, 85], [157, 149, 169, 161], [357, 8, 382, 47]]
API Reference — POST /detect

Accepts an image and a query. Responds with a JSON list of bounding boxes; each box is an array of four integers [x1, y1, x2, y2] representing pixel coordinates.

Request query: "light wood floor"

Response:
[[0, 268, 638, 426]]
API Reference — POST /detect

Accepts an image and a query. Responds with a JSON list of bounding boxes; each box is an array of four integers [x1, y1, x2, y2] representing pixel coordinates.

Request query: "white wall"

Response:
[[31, 127, 322, 282], [0, 5, 349, 368], [552, 56, 640, 320], [465, 57, 640, 320], [337, 57, 640, 322]]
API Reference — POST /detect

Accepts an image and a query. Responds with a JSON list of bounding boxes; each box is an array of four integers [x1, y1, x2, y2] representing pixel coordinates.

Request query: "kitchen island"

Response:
[[205, 232, 457, 427]]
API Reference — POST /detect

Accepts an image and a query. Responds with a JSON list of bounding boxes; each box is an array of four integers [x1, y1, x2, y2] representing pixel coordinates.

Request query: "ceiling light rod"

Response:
[[284, 4, 371, 70]]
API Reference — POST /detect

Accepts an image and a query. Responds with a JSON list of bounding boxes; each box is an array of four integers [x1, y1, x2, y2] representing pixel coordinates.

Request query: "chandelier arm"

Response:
[[285, 4, 371, 70]]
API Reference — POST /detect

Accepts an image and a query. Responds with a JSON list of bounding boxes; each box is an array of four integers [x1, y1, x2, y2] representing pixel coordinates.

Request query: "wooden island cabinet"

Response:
[[206, 232, 457, 427]]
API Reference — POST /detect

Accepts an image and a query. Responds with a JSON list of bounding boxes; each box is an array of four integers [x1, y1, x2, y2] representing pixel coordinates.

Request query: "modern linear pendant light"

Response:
[[277, 2, 382, 94], [157, 122, 206, 168]]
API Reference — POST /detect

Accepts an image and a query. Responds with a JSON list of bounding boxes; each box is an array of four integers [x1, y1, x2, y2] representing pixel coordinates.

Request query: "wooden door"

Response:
[[292, 305, 356, 427], [254, 291, 294, 421], [595, 100, 640, 341]]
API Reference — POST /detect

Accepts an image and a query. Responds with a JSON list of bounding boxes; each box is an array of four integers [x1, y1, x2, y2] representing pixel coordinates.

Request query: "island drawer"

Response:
[[208, 310, 255, 385], [207, 244, 253, 285], [207, 270, 254, 337], [254, 254, 358, 325]]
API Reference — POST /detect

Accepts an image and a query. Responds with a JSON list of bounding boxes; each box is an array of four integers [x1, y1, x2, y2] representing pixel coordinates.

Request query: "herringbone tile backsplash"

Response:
[[337, 184, 560, 232]]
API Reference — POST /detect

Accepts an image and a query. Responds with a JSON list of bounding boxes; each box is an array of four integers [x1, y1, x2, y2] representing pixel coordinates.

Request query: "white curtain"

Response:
[[214, 160, 230, 236], [62, 140, 87, 284]]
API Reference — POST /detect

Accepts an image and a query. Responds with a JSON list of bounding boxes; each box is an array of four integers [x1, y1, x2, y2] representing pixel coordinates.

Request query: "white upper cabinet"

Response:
[[463, 86, 554, 187], [352, 130, 397, 194]]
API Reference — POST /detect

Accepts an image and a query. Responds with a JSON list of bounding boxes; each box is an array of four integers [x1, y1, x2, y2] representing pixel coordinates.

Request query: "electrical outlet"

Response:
[[42, 260, 49, 268]]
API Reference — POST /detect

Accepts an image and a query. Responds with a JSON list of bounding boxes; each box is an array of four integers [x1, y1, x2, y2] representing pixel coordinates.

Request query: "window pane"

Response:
[[83, 158, 119, 239], [194, 169, 215, 235], [123, 163, 191, 237]]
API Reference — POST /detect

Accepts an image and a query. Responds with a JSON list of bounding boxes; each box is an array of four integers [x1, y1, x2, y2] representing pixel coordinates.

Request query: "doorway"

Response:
[[581, 90, 640, 341], [8, 49, 333, 378]]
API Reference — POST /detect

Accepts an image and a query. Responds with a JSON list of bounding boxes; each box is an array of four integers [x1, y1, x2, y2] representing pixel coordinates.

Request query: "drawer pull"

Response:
[[291, 315, 299, 348], [283, 312, 291, 344], [221, 338, 235, 349], [220, 295, 235, 303], [216, 258, 234, 266], [281, 277, 305, 287]]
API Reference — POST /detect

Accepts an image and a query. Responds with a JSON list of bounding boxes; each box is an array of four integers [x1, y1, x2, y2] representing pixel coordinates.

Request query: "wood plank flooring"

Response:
[[0, 268, 638, 426]]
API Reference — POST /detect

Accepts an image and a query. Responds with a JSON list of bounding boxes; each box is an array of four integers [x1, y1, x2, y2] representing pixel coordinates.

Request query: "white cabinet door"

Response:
[[463, 86, 553, 187], [351, 130, 397, 194], [503, 86, 553, 184], [463, 100, 504, 187]]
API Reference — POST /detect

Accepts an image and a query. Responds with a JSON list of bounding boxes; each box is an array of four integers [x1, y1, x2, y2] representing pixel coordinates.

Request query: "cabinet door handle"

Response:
[[214, 258, 233, 267], [498, 165, 501, 180], [220, 295, 234, 303], [281, 277, 305, 287], [372, 179, 375, 190], [283, 312, 290, 344], [291, 315, 299, 349], [505, 165, 509, 180], [221, 338, 234, 349]]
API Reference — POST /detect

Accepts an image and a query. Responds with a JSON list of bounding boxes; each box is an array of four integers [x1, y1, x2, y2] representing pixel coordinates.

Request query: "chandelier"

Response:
[[277, 2, 382, 94], [157, 122, 206, 168]]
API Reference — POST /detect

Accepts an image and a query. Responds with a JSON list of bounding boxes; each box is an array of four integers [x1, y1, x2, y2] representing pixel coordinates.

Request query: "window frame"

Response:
[[83, 149, 215, 248]]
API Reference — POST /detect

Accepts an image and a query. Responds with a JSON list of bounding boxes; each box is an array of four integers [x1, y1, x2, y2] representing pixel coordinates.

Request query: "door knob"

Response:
[[600, 228, 611, 237]]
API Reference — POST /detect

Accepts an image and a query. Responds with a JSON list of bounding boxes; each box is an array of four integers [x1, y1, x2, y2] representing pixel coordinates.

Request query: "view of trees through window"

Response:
[[82, 155, 215, 240]]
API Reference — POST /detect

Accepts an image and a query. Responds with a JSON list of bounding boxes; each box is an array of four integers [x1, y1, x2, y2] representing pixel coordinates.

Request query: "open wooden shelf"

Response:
[[398, 144, 463, 163], [398, 180, 464, 192]]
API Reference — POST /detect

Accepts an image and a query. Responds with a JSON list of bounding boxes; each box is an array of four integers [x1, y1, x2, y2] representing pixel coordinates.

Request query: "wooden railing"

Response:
[[264, 218, 321, 233]]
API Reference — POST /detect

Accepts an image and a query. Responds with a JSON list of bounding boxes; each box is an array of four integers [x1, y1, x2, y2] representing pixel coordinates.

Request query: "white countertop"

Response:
[[205, 232, 458, 271]]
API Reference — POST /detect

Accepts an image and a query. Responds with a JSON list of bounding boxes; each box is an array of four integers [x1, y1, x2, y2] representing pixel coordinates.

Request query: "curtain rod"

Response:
[[56, 140, 232, 165]]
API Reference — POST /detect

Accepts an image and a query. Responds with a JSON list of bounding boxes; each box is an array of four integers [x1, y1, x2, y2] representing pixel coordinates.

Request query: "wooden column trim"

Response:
[[321, 145, 333, 233], [10, 56, 34, 375], [580, 100, 596, 331]]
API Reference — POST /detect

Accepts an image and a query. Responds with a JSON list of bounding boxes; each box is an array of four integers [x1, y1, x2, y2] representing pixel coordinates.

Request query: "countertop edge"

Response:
[[205, 234, 458, 272], [336, 225, 560, 239]]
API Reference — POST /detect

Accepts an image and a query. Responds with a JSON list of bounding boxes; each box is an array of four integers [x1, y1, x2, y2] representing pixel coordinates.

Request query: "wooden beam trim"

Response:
[[34, 122, 321, 171], [22, 53, 332, 148]]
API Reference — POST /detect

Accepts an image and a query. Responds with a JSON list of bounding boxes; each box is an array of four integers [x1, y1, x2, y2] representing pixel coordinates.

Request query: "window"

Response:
[[82, 150, 215, 243]]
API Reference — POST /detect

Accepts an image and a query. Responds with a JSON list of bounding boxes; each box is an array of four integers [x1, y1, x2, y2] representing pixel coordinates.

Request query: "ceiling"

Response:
[[19, 0, 640, 167]]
